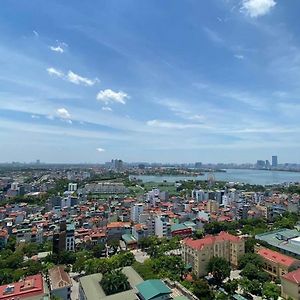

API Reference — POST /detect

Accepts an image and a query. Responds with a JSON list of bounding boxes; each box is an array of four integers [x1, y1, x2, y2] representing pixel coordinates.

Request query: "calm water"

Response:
[[131, 169, 300, 185]]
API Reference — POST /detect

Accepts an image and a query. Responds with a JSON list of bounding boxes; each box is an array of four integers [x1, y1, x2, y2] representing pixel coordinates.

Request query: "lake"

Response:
[[131, 169, 300, 185]]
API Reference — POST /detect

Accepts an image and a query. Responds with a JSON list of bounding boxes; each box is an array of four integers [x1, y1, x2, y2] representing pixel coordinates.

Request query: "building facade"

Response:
[[182, 231, 245, 277]]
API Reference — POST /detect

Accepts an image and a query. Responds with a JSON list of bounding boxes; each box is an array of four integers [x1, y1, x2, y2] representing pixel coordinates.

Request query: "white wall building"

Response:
[[155, 214, 171, 238], [130, 203, 144, 223]]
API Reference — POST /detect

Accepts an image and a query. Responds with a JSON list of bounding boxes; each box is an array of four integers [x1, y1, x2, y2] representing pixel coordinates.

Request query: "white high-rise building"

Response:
[[11, 182, 19, 191], [155, 214, 171, 238], [68, 183, 78, 192], [147, 188, 160, 207], [130, 203, 144, 223]]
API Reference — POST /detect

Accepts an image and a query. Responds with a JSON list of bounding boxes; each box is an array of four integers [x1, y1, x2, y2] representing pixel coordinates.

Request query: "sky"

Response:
[[1, 0, 300, 164]]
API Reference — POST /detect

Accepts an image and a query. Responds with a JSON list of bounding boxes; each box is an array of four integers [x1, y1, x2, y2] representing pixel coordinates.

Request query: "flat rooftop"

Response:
[[255, 229, 300, 257], [79, 266, 143, 300]]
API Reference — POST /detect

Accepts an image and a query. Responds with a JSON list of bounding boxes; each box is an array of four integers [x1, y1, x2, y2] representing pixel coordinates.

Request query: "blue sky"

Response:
[[0, 0, 300, 163]]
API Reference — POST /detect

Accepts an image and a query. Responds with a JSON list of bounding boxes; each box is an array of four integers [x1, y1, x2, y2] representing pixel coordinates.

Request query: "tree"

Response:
[[192, 279, 213, 300], [262, 282, 280, 300], [238, 253, 263, 269], [100, 270, 130, 296], [245, 237, 257, 253], [224, 279, 238, 295], [207, 257, 230, 285], [240, 263, 269, 282], [92, 243, 106, 258]]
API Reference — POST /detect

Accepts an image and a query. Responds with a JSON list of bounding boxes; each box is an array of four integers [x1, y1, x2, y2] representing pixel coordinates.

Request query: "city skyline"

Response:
[[1, 1, 300, 163]]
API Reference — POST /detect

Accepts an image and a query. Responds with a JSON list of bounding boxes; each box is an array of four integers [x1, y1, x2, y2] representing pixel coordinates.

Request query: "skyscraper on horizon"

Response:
[[272, 156, 278, 168]]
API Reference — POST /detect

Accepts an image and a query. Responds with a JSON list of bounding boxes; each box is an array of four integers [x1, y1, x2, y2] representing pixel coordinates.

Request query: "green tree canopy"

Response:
[[262, 282, 280, 300], [207, 257, 231, 285], [100, 270, 130, 296], [238, 253, 263, 269]]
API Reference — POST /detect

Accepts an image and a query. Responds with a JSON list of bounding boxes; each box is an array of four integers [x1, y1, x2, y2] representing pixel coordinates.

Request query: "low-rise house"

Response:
[[281, 268, 300, 300], [0, 274, 49, 299], [48, 266, 72, 300], [171, 223, 192, 238], [136, 279, 172, 300]]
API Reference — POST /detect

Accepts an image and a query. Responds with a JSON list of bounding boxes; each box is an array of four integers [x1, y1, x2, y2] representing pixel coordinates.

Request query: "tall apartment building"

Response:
[[155, 214, 171, 238], [182, 231, 245, 277], [130, 203, 144, 223], [272, 155, 278, 168], [68, 183, 78, 192], [66, 223, 75, 251], [53, 221, 75, 253]]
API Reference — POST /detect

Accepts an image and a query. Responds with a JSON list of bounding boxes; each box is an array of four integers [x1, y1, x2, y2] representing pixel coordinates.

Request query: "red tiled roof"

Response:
[[257, 248, 298, 267], [183, 231, 242, 250], [282, 268, 300, 284], [0, 274, 44, 299], [107, 222, 131, 229]]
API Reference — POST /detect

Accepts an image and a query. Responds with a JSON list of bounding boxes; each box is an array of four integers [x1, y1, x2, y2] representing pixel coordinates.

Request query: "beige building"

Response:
[[182, 231, 245, 277], [206, 200, 219, 213], [281, 268, 300, 300], [257, 247, 300, 280]]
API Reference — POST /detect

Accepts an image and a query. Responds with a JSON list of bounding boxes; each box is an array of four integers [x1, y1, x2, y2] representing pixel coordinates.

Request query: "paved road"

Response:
[[131, 249, 149, 263], [70, 273, 80, 300]]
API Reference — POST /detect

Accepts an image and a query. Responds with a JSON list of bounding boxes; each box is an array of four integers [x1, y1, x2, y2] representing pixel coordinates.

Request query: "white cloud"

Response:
[[56, 108, 71, 119], [147, 119, 207, 129], [203, 27, 224, 44], [47, 67, 64, 78], [50, 41, 68, 53], [96, 147, 105, 152], [50, 46, 64, 53], [241, 0, 276, 18], [67, 71, 98, 86], [102, 106, 113, 111], [46, 67, 98, 86], [234, 54, 245, 59], [31, 114, 40, 119], [33, 30, 39, 38], [97, 89, 128, 105]]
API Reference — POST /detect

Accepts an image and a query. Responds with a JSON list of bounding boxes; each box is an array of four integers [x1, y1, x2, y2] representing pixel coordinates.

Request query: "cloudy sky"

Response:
[[0, 0, 299, 164]]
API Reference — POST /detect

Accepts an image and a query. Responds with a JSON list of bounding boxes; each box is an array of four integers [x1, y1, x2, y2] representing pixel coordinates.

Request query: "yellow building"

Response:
[[206, 200, 219, 213], [257, 247, 300, 280], [281, 268, 300, 300], [182, 231, 245, 277]]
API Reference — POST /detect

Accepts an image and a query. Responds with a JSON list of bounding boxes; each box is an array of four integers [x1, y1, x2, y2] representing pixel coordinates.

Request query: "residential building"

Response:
[[68, 183, 78, 192], [182, 231, 245, 277], [66, 223, 75, 251], [131, 203, 144, 223], [48, 266, 72, 300], [136, 279, 172, 300], [132, 224, 149, 241], [53, 221, 67, 254], [0, 229, 8, 249], [206, 200, 219, 213], [257, 247, 300, 280], [0, 274, 48, 299], [281, 268, 300, 300], [106, 222, 132, 239], [171, 223, 192, 238], [155, 214, 171, 238]]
